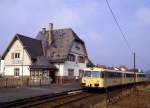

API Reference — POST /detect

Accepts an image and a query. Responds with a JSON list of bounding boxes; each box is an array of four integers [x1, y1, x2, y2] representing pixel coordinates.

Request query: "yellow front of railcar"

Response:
[[82, 77, 104, 88], [81, 67, 105, 88]]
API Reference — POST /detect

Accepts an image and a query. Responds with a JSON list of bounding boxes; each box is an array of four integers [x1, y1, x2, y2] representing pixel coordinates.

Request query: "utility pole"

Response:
[[134, 52, 136, 87]]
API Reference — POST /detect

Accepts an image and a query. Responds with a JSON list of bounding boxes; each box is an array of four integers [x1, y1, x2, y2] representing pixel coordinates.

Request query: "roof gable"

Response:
[[36, 28, 88, 62], [2, 34, 43, 59]]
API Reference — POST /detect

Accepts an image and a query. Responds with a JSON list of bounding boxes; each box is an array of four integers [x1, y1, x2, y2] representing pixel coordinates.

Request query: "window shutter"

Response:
[[11, 53, 14, 59]]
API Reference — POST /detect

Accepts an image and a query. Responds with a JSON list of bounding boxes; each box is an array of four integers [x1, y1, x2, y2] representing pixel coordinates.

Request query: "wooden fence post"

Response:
[[27, 78, 29, 87], [5, 78, 8, 88], [40, 79, 41, 86]]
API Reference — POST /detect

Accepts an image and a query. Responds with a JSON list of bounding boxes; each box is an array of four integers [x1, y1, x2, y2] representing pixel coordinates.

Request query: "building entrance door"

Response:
[[49, 70, 56, 83]]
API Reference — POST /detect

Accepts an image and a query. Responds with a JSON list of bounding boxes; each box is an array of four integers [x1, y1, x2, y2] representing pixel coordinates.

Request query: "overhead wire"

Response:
[[105, 0, 149, 71], [105, 0, 134, 55]]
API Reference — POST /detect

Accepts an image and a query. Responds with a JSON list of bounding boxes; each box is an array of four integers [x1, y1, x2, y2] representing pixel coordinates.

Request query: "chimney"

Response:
[[48, 23, 53, 46], [42, 28, 46, 34]]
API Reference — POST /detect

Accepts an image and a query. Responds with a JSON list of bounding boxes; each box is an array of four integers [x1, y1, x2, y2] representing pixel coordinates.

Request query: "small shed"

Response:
[[30, 56, 57, 83]]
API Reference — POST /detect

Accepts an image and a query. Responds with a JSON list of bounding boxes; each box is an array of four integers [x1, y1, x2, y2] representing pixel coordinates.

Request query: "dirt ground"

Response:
[[32, 85, 150, 108], [108, 86, 150, 108]]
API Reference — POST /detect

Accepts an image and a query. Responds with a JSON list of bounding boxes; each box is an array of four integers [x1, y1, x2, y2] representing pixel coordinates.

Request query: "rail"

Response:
[[0, 89, 87, 108], [0, 81, 149, 108]]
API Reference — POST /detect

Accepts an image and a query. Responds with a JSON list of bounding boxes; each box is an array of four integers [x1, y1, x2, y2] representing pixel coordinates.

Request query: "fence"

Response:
[[0, 78, 52, 88]]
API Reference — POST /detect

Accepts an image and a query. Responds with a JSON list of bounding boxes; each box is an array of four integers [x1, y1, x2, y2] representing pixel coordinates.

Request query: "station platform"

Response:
[[0, 83, 82, 103]]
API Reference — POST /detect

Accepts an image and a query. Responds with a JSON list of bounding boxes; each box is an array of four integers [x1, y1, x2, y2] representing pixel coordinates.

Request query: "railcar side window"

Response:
[[126, 74, 134, 78], [138, 74, 146, 77], [84, 71, 91, 77], [101, 72, 104, 78], [105, 71, 122, 78], [113, 72, 121, 77], [143, 74, 146, 77], [91, 71, 100, 78]]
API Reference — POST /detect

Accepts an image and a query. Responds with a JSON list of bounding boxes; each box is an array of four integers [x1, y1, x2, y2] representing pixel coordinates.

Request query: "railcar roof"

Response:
[[84, 67, 145, 74], [84, 67, 105, 71]]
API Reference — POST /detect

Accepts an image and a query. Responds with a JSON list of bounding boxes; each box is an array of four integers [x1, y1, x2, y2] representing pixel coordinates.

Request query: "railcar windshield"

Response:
[[84, 71, 103, 78], [84, 71, 91, 77], [91, 71, 100, 78]]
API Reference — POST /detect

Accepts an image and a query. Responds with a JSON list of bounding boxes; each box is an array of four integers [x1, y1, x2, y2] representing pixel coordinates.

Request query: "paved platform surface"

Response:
[[0, 83, 82, 103]]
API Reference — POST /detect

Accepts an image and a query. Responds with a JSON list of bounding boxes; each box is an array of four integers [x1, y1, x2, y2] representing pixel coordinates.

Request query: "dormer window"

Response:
[[78, 56, 85, 63], [75, 45, 80, 50], [67, 54, 75, 62]]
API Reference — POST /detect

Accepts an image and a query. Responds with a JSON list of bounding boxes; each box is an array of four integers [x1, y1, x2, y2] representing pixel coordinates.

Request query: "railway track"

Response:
[[0, 89, 84, 108], [0, 82, 148, 108], [0, 89, 104, 108], [30, 92, 98, 108], [23, 85, 149, 108]]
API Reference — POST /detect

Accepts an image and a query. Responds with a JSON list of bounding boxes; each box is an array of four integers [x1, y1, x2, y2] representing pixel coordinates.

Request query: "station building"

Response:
[[1, 23, 89, 84]]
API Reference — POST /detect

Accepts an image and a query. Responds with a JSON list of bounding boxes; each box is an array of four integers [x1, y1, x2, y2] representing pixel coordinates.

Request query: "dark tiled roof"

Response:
[[36, 28, 88, 63], [2, 34, 43, 59], [17, 34, 43, 58], [87, 59, 95, 67], [30, 56, 57, 69]]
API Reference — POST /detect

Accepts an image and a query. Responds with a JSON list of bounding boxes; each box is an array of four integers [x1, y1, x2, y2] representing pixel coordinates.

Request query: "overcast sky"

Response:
[[0, 0, 150, 71]]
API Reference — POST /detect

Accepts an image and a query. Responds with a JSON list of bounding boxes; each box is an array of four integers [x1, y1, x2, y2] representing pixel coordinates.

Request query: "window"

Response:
[[138, 74, 145, 78], [78, 56, 85, 63], [68, 69, 74, 78], [91, 71, 100, 78], [101, 72, 105, 78], [84, 71, 91, 77], [14, 68, 19, 76], [39, 72, 42, 78], [105, 71, 122, 78], [67, 54, 75, 62], [43, 71, 49, 78], [11, 52, 20, 59], [15, 53, 20, 58], [79, 70, 84, 77], [126, 74, 134, 78], [36, 72, 39, 77], [31, 71, 35, 78], [75, 45, 80, 50]]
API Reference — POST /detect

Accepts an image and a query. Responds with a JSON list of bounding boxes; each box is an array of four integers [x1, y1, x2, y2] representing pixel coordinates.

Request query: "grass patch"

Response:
[[144, 87, 150, 93]]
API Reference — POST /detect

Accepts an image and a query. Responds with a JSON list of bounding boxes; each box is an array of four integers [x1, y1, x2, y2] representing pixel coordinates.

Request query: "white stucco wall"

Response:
[[3, 39, 31, 77], [70, 41, 86, 56], [54, 60, 87, 77], [4, 66, 30, 76], [54, 64, 64, 76], [4, 40, 31, 65], [0, 60, 4, 76], [64, 61, 86, 76], [55, 41, 88, 77]]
